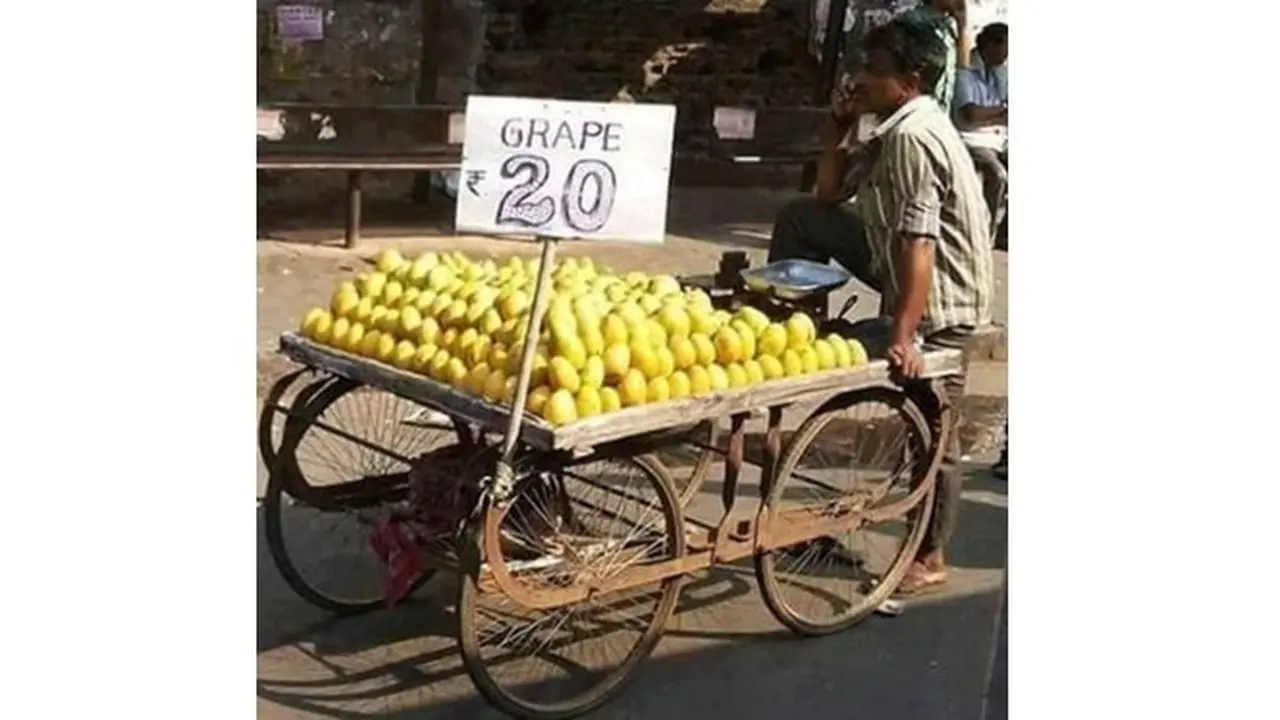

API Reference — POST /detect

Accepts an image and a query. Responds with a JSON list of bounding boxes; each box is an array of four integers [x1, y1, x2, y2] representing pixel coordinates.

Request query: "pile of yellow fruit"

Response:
[[298, 248, 868, 426]]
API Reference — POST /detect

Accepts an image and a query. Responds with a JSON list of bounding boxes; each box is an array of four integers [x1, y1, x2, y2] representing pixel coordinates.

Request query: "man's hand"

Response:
[[818, 84, 863, 150], [958, 104, 1007, 128], [815, 83, 862, 199], [888, 342, 926, 379], [830, 84, 862, 126]]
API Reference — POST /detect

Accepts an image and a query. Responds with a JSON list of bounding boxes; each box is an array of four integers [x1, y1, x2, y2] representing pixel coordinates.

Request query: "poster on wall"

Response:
[[276, 5, 325, 44]]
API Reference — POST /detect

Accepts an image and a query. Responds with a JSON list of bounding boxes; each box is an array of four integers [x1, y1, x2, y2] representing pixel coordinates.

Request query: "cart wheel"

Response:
[[256, 368, 318, 471], [264, 378, 466, 615], [755, 387, 938, 636], [458, 454, 685, 719]]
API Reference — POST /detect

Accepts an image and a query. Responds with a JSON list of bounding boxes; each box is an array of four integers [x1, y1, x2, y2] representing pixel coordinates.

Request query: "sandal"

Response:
[[892, 568, 948, 598]]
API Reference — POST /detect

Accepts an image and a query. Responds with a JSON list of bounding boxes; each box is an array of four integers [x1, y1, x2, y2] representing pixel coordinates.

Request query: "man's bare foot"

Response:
[[894, 551, 948, 597], [895, 562, 947, 596]]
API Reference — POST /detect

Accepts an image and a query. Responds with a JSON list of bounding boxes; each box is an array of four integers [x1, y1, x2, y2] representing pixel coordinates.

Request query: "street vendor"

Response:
[[766, 17, 994, 596]]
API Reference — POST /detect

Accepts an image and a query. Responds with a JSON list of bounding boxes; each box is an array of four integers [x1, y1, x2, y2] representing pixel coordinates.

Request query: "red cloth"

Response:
[[369, 515, 423, 606]]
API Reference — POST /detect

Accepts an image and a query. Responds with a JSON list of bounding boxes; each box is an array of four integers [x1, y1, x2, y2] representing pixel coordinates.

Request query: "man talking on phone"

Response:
[[766, 17, 993, 596]]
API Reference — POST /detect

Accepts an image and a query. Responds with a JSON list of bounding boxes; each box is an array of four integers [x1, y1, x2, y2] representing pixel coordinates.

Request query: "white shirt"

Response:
[[954, 57, 1008, 151]]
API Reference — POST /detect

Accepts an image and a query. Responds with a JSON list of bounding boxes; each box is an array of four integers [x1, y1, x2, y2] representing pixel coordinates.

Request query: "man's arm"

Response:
[[957, 104, 1008, 127], [953, 69, 1007, 129], [814, 114, 852, 203], [885, 133, 945, 360], [894, 237, 935, 347]]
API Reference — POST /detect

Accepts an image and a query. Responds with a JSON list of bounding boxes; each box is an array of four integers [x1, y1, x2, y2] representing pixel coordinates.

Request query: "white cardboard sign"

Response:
[[455, 96, 676, 244]]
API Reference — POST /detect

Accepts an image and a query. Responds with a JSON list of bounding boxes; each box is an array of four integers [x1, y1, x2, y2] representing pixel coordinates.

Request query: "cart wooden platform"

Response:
[[277, 331, 960, 452], [260, 322, 961, 719]]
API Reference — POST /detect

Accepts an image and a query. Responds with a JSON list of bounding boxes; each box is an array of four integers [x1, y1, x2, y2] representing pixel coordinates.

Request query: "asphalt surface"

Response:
[[257, 459, 1008, 719], [983, 579, 1008, 720]]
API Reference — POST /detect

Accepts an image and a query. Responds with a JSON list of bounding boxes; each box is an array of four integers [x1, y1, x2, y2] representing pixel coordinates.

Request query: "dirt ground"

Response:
[[255, 187, 1009, 719]]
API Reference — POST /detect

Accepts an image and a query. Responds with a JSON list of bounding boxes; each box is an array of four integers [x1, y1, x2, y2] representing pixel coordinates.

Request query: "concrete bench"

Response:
[[257, 103, 466, 248]]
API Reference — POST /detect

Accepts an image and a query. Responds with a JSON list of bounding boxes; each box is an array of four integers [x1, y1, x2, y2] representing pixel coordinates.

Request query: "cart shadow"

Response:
[[259, 581, 1004, 720], [258, 508, 766, 699], [258, 504, 763, 641], [258, 378, 1006, 714], [258, 477, 1005, 718]]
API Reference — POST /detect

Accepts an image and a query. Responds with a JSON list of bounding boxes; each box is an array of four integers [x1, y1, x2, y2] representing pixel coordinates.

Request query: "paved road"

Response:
[[983, 579, 1009, 720], [257, 459, 1007, 719]]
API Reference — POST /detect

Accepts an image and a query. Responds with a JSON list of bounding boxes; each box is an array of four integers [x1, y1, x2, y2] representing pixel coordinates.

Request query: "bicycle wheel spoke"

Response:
[[460, 455, 683, 717], [268, 381, 464, 613], [758, 389, 937, 635]]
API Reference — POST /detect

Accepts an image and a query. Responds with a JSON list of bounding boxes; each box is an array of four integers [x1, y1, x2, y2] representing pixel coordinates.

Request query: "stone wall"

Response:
[[258, 0, 424, 105], [480, 0, 818, 154], [257, 0, 821, 203]]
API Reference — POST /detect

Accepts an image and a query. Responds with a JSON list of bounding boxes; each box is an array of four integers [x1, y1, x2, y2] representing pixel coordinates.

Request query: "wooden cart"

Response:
[[258, 264, 961, 720]]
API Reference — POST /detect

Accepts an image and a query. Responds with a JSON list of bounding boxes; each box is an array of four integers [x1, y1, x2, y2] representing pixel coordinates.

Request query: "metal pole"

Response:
[[498, 236, 558, 465], [816, 0, 851, 105], [802, 0, 852, 192]]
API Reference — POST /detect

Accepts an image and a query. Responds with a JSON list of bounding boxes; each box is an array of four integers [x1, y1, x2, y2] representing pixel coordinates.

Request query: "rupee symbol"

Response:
[[465, 169, 486, 196]]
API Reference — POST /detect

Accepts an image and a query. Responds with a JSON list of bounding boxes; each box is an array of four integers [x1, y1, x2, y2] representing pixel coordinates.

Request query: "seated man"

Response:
[[954, 22, 1008, 241], [767, 18, 994, 596]]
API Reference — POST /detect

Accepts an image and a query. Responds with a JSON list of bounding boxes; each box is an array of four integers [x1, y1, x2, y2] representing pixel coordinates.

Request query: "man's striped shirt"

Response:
[[853, 96, 994, 335]]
